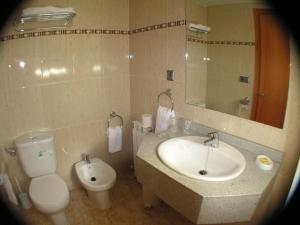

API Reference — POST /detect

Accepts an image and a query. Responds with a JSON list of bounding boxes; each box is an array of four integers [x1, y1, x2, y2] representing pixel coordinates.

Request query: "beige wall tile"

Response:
[[68, 79, 101, 125], [71, 0, 103, 29], [0, 0, 131, 190], [186, 41, 207, 105], [4, 39, 43, 89], [102, 35, 130, 78], [129, 0, 137, 30], [7, 86, 47, 135], [167, 0, 186, 22], [102, 0, 129, 30], [207, 3, 264, 42], [39, 35, 69, 60], [149, 0, 168, 25], [40, 56, 74, 84], [100, 75, 131, 117], [186, 0, 207, 24], [72, 35, 103, 79], [40, 83, 72, 129], [148, 29, 168, 79], [167, 26, 186, 82], [0, 91, 13, 145], [0, 46, 10, 92], [130, 32, 151, 77], [130, 0, 151, 29]]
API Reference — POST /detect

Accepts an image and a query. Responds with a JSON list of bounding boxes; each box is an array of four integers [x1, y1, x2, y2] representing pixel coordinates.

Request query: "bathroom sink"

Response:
[[157, 136, 246, 181]]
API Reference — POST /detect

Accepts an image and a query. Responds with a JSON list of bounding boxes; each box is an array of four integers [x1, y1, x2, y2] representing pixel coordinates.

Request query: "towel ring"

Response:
[[107, 112, 123, 128], [157, 89, 174, 111]]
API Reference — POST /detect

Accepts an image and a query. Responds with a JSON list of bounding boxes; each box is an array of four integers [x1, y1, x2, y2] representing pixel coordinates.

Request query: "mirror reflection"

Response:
[[185, 0, 290, 128]]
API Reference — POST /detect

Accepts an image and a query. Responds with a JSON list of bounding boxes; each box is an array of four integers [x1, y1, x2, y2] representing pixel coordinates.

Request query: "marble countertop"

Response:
[[136, 132, 280, 198]]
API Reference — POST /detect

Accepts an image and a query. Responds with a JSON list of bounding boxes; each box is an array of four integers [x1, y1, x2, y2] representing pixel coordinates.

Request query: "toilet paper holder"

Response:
[[107, 112, 123, 128]]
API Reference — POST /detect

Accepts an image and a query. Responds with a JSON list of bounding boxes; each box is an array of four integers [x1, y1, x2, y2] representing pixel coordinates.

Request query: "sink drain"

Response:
[[91, 177, 96, 182], [199, 170, 207, 175]]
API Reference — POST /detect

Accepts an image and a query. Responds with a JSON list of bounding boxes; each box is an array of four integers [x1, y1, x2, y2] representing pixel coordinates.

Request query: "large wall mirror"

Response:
[[185, 0, 290, 128]]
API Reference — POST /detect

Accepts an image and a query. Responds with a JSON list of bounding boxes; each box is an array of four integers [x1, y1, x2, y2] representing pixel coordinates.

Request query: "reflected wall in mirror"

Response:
[[185, 0, 290, 128]]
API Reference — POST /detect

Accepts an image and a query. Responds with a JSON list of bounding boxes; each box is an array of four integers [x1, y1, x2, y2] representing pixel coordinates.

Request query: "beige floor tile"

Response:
[[20, 169, 249, 225]]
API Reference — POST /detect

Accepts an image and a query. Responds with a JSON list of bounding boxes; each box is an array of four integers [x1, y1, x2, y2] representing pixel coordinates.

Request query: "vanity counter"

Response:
[[135, 131, 281, 224], [137, 133, 279, 197]]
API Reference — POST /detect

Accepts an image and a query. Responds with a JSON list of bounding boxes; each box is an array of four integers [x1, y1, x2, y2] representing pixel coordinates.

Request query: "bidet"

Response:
[[75, 157, 116, 209]]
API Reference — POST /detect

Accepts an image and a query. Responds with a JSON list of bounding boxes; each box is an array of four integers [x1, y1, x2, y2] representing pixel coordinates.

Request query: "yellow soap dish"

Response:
[[256, 155, 273, 170]]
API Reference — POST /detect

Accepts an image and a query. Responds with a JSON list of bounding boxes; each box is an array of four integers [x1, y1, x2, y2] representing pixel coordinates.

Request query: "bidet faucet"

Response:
[[82, 154, 91, 164], [203, 132, 219, 148]]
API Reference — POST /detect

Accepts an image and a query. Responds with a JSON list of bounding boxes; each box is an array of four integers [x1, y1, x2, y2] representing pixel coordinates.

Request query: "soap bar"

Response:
[[256, 155, 273, 170]]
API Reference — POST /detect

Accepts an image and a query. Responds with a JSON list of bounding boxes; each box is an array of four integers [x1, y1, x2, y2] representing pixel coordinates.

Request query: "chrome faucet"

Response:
[[82, 153, 91, 164], [203, 132, 219, 148]]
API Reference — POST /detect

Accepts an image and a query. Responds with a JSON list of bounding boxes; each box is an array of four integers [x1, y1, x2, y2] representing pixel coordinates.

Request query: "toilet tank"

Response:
[[15, 131, 57, 178]]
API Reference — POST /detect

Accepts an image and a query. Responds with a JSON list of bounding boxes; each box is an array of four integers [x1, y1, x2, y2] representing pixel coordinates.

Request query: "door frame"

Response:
[[251, 8, 271, 120]]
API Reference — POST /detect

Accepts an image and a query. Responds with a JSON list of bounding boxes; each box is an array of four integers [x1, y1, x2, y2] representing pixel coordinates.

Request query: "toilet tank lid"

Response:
[[15, 130, 53, 147]]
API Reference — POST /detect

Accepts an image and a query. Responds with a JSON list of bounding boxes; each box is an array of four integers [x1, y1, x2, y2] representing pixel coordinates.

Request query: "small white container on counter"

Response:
[[256, 155, 273, 171]]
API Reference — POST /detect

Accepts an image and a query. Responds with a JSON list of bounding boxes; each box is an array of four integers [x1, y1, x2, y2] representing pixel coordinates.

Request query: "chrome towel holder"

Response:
[[107, 112, 123, 128], [14, 11, 76, 32], [157, 89, 174, 111], [14, 6, 76, 32]]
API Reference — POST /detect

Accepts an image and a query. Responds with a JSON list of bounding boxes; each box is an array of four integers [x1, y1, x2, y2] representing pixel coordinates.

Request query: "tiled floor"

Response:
[[20, 169, 249, 225], [20, 169, 195, 225]]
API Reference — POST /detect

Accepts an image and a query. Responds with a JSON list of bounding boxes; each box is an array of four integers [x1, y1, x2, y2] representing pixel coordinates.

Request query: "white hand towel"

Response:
[[108, 126, 122, 153], [3, 173, 18, 205], [155, 105, 176, 134]]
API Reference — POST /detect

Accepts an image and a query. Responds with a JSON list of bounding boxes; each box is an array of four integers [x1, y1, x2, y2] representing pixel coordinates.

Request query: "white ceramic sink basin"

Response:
[[157, 136, 246, 181]]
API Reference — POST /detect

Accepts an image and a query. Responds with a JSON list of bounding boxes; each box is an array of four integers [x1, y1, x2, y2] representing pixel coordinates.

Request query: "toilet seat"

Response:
[[29, 174, 69, 214]]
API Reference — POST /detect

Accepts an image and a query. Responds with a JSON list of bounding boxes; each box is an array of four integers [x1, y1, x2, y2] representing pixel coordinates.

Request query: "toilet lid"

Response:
[[29, 174, 69, 206]]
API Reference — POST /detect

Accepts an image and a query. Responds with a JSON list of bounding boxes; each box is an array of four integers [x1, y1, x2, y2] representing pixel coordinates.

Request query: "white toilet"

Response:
[[15, 131, 70, 225], [75, 157, 116, 209]]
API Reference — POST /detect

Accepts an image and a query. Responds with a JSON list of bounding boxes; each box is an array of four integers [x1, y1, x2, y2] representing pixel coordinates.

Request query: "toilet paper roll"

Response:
[[142, 114, 153, 128], [239, 104, 249, 110]]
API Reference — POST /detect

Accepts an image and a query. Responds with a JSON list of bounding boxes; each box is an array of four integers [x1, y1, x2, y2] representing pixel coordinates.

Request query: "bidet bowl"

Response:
[[157, 136, 246, 181], [75, 158, 116, 192], [75, 157, 116, 209]]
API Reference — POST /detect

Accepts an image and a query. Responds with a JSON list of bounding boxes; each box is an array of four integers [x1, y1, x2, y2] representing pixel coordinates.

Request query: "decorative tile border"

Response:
[[129, 19, 186, 34], [0, 20, 186, 42], [0, 20, 254, 46], [187, 36, 255, 46], [0, 29, 129, 42], [187, 37, 207, 44], [207, 40, 255, 46]]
